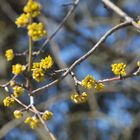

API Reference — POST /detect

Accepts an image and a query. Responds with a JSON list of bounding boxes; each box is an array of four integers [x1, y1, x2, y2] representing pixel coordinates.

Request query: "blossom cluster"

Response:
[[12, 64, 26, 75], [24, 0, 41, 17], [32, 55, 53, 82], [15, 0, 46, 41], [42, 111, 53, 121], [71, 92, 88, 104], [13, 110, 53, 129], [13, 86, 24, 98], [14, 110, 23, 119], [5, 49, 14, 61], [71, 75, 105, 104], [3, 97, 15, 107], [24, 116, 40, 129], [28, 22, 47, 41], [111, 63, 126, 76], [81, 75, 104, 91]]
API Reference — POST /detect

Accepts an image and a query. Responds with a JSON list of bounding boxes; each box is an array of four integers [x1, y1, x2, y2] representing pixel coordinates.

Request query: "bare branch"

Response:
[[102, 0, 140, 30], [37, 0, 80, 54]]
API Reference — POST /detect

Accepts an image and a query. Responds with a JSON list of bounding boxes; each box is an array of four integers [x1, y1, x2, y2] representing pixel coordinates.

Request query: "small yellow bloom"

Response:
[[30, 117, 40, 129], [137, 20, 140, 26], [13, 86, 24, 98], [28, 22, 47, 41], [24, 116, 40, 129], [42, 111, 53, 121], [32, 62, 41, 69], [15, 13, 30, 27], [3, 97, 14, 107], [12, 64, 26, 75], [40, 55, 53, 70], [5, 49, 14, 61], [13, 110, 23, 119], [24, 0, 41, 17], [111, 63, 126, 76], [32, 68, 45, 82], [10, 81, 16, 87], [24, 116, 32, 124], [71, 92, 87, 104], [95, 83, 104, 91], [71, 93, 79, 103], [81, 75, 96, 89], [137, 61, 140, 67]]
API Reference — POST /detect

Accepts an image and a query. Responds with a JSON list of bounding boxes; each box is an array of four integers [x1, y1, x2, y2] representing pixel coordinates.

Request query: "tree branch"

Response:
[[102, 0, 140, 30], [32, 21, 131, 94]]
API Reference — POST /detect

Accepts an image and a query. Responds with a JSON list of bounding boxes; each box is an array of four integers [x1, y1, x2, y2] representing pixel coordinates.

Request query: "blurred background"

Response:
[[0, 0, 140, 140]]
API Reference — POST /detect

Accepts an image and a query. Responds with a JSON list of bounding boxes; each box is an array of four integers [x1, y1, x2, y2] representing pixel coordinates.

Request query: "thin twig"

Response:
[[0, 64, 28, 88], [70, 71, 81, 94], [31, 105, 56, 140], [11, 95, 35, 113], [0, 75, 17, 88], [37, 0, 80, 54], [102, 0, 140, 30], [26, 35, 33, 96]]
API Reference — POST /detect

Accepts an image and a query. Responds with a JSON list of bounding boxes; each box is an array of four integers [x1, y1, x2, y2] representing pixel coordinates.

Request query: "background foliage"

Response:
[[0, 0, 140, 140]]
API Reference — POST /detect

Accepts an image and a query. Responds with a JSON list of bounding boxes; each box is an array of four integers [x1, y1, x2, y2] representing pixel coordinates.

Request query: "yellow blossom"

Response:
[[30, 117, 40, 129], [71, 92, 87, 104], [32, 62, 41, 69], [28, 22, 46, 40], [137, 61, 140, 67], [24, 0, 41, 17], [137, 20, 140, 26], [24, 116, 40, 129], [5, 49, 14, 61], [32, 68, 45, 82], [12, 64, 26, 75], [28, 22, 47, 41], [3, 97, 14, 107], [40, 55, 53, 70], [15, 13, 30, 27], [24, 116, 32, 124], [81, 75, 96, 89], [13, 86, 24, 97], [111, 63, 126, 76], [10, 81, 16, 87], [95, 83, 104, 91], [14, 110, 23, 119], [42, 111, 53, 121]]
